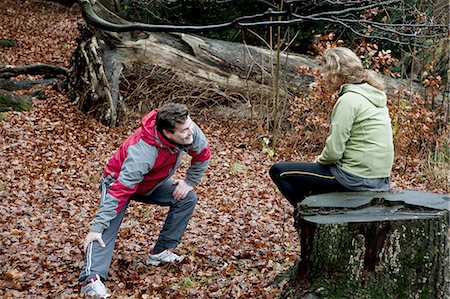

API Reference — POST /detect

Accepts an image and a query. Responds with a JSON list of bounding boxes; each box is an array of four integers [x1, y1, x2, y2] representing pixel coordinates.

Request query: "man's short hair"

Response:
[[156, 103, 189, 133]]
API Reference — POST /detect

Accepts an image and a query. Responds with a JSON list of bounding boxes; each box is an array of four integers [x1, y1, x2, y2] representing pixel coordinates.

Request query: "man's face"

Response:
[[164, 116, 194, 145]]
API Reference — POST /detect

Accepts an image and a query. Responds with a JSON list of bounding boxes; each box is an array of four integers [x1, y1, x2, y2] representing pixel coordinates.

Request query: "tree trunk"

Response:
[[285, 191, 450, 299], [67, 0, 318, 127]]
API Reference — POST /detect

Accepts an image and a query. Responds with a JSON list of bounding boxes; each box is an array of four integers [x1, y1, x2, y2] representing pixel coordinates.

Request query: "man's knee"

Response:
[[179, 192, 197, 207]]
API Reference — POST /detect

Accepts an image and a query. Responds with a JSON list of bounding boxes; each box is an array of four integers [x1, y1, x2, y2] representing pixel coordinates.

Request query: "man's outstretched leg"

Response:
[[79, 195, 129, 297], [133, 179, 198, 265]]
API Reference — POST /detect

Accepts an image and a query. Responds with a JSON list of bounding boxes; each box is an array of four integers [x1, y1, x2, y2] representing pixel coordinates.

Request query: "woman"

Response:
[[269, 47, 394, 206]]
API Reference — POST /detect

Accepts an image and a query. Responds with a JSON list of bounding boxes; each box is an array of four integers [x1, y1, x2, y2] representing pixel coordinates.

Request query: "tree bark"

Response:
[[285, 191, 450, 299]]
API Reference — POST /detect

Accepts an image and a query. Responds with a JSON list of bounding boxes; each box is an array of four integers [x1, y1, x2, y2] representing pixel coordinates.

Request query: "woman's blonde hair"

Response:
[[322, 47, 385, 91]]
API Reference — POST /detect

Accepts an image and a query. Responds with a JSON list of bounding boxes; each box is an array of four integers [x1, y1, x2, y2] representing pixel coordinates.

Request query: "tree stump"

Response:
[[288, 191, 450, 299]]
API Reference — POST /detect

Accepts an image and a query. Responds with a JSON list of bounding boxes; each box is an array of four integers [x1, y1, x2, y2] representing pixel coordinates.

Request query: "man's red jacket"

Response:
[[91, 110, 210, 233]]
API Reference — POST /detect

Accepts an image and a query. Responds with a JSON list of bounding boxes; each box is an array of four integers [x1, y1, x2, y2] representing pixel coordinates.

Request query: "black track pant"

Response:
[[269, 162, 350, 206]]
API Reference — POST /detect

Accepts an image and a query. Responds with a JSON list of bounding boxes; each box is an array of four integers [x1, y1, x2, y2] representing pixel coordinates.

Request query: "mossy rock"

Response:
[[0, 39, 17, 48], [0, 89, 32, 112]]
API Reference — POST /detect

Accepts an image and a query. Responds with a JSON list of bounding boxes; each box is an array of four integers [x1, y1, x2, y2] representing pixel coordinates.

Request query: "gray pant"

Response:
[[79, 178, 197, 282]]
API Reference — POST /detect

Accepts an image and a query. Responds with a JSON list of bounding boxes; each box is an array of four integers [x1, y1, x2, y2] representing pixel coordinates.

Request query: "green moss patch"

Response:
[[0, 94, 32, 112], [0, 39, 17, 48]]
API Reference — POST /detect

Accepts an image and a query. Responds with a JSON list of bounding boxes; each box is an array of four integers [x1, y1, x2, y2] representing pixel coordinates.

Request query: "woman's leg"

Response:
[[269, 162, 349, 206]]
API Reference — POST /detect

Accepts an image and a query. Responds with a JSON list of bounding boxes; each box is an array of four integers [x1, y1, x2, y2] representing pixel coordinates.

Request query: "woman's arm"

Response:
[[316, 96, 356, 164]]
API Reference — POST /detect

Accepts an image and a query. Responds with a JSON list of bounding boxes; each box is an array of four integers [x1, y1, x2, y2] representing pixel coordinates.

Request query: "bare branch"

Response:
[[78, 0, 448, 46], [353, 21, 446, 39], [79, 0, 290, 32], [296, 0, 401, 19]]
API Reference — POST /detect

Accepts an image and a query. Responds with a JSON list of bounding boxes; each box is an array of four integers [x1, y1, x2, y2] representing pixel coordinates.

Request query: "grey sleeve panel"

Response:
[[185, 159, 209, 186], [90, 194, 120, 233], [185, 122, 210, 186], [90, 176, 121, 233], [118, 139, 157, 188], [90, 140, 157, 233]]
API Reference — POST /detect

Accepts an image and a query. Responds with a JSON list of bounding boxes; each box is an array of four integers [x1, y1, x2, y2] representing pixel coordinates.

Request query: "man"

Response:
[[80, 103, 210, 298]]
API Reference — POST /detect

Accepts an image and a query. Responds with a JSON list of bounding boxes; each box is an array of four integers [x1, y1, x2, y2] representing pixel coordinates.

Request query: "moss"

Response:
[[314, 276, 384, 299], [0, 39, 17, 47], [179, 277, 194, 289], [311, 223, 351, 276], [16, 100, 32, 112], [274, 258, 300, 284], [0, 95, 11, 112], [0, 94, 32, 112]]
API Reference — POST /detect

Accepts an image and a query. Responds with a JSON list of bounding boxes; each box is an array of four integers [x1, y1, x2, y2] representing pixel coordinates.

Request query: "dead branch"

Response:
[[0, 64, 68, 79], [78, 0, 447, 46]]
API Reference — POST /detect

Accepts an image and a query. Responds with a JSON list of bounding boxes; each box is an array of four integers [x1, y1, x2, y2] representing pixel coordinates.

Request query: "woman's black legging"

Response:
[[269, 162, 350, 206]]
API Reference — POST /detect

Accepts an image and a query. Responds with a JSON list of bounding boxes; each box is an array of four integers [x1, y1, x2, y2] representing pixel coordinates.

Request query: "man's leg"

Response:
[[269, 162, 349, 206], [79, 189, 130, 282], [133, 179, 197, 254]]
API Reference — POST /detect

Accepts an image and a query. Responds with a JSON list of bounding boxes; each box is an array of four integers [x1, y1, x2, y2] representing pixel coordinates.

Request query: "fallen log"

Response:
[[0, 79, 59, 91], [285, 191, 450, 299], [0, 63, 68, 79]]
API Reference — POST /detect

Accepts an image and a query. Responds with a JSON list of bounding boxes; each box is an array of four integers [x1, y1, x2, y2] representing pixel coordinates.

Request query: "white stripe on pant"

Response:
[[79, 178, 198, 282]]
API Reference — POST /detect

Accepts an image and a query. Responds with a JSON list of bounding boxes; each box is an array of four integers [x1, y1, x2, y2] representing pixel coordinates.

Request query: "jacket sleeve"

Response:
[[90, 140, 157, 233], [316, 96, 356, 165], [184, 122, 211, 186]]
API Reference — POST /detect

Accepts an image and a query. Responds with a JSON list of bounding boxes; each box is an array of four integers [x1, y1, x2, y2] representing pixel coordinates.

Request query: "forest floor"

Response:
[[0, 0, 448, 298]]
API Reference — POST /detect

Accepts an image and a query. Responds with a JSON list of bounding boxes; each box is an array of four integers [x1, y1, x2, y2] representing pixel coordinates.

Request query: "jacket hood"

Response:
[[141, 109, 176, 148], [339, 83, 387, 108]]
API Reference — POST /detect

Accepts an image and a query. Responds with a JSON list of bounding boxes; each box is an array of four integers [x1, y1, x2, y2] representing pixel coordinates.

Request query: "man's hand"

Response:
[[83, 231, 106, 252], [172, 180, 193, 200]]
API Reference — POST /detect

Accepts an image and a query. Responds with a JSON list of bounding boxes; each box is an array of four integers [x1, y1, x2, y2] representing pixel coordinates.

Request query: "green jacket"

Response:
[[316, 83, 394, 178]]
